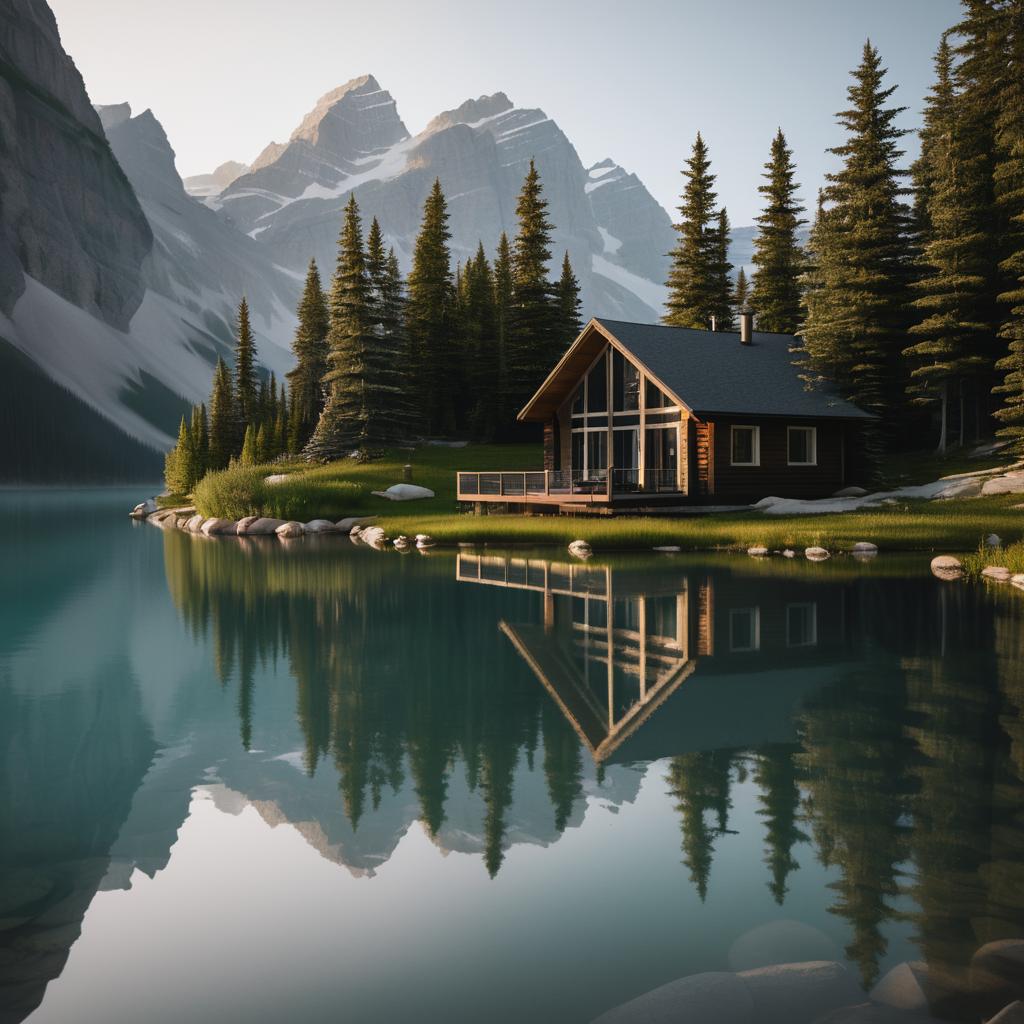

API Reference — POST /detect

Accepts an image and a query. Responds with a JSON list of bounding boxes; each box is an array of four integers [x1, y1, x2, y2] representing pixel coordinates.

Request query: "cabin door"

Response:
[[644, 427, 679, 493]]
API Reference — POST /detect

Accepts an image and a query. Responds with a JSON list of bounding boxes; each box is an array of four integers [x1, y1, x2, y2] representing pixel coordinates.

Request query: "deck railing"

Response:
[[457, 469, 682, 500]]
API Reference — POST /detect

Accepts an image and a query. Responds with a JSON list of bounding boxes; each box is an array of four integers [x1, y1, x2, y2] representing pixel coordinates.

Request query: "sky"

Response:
[[50, 0, 961, 225]]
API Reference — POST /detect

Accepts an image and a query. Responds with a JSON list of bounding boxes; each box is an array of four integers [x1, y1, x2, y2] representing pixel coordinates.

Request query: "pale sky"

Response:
[[50, 0, 961, 225]]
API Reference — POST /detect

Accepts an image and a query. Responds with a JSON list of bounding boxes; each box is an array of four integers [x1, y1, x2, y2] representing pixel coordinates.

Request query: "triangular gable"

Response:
[[517, 319, 692, 422]]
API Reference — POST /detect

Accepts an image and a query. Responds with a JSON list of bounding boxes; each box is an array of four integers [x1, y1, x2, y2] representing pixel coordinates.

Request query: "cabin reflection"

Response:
[[456, 553, 853, 763]]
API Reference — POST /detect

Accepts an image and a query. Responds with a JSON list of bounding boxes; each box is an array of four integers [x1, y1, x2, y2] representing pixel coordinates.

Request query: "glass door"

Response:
[[644, 427, 678, 492]]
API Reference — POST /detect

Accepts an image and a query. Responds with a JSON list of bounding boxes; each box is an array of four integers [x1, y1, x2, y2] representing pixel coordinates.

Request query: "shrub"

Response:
[[961, 541, 1024, 578], [193, 464, 269, 520]]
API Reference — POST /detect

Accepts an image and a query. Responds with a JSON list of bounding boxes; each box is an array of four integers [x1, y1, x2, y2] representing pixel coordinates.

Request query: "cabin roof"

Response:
[[518, 318, 875, 422]]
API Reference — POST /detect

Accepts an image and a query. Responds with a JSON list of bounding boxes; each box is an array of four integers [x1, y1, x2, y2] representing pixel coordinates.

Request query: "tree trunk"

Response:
[[936, 382, 948, 456]]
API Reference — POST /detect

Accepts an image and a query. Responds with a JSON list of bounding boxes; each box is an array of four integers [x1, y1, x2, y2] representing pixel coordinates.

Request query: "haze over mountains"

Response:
[[0, 0, 764, 480]]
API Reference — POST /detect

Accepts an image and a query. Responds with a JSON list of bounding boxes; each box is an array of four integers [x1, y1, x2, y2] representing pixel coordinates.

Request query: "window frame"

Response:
[[785, 602, 819, 648], [728, 607, 761, 653], [787, 425, 818, 467], [730, 425, 761, 467]]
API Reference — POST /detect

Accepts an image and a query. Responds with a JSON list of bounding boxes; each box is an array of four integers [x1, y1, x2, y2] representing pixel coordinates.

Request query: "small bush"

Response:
[[962, 541, 1024, 578], [193, 465, 269, 520]]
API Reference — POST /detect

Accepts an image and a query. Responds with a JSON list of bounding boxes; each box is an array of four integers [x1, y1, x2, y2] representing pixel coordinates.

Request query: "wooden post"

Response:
[[606, 344, 614, 500], [639, 371, 647, 491], [545, 470, 550, 496], [403, 464, 413, 483]]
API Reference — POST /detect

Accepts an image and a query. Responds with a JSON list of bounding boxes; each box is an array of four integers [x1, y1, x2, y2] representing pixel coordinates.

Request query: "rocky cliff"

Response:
[[0, 0, 152, 327]]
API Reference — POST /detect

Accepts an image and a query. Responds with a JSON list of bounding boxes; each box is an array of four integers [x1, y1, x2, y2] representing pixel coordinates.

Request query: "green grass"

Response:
[[962, 541, 1024, 578], [186, 442, 1023, 553]]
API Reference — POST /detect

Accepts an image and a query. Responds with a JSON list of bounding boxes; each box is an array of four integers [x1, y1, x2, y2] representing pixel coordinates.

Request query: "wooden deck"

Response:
[[456, 470, 686, 509]]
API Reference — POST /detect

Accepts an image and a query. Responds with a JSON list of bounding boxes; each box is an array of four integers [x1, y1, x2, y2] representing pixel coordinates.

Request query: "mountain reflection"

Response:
[[3, 520, 1024, 1023]]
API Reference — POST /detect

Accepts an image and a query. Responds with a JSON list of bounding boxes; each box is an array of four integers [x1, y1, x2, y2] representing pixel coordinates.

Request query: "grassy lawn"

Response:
[[186, 442, 1022, 553]]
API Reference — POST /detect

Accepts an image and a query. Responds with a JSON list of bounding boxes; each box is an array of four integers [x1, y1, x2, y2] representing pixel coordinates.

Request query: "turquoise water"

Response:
[[1, 488, 1022, 1023]]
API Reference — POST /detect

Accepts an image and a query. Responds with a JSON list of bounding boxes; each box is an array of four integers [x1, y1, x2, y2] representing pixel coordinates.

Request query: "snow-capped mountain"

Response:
[[196, 77, 672, 323]]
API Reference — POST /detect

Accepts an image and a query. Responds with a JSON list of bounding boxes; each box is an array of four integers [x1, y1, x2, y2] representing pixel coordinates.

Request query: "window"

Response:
[[645, 379, 667, 409], [587, 354, 608, 412], [612, 350, 640, 411], [788, 426, 818, 466], [729, 608, 761, 652], [572, 431, 585, 473], [730, 425, 760, 466], [571, 385, 584, 416], [586, 431, 607, 478], [786, 603, 818, 647]]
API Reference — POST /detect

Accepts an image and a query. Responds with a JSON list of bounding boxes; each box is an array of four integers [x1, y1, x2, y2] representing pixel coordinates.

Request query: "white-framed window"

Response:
[[786, 603, 818, 648], [730, 425, 760, 467], [729, 607, 761, 652], [788, 425, 818, 466]]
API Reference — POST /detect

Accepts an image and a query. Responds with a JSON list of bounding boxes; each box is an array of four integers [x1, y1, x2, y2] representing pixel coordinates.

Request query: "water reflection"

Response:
[[2, 508, 1024, 1023]]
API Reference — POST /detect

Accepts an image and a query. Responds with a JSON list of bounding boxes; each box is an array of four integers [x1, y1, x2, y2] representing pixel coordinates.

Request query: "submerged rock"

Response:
[[729, 921, 841, 973], [738, 961, 861, 1023], [982, 566, 1012, 582], [275, 521, 305, 539], [568, 539, 592, 560], [931, 555, 964, 581], [591, 970, 753, 1024]]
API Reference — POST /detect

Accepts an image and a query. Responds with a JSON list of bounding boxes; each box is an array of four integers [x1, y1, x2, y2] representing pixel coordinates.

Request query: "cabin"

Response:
[[457, 313, 874, 511]]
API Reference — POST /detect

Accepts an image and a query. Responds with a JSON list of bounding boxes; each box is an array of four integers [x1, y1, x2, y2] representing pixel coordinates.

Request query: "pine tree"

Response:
[[555, 251, 583, 342], [507, 160, 559, 419], [207, 357, 235, 469], [286, 259, 330, 451], [406, 179, 456, 436], [305, 195, 377, 459], [191, 403, 208, 479], [751, 128, 806, 333], [710, 207, 736, 331], [733, 266, 751, 316], [799, 42, 913, 452], [463, 243, 500, 439], [165, 415, 197, 494], [663, 132, 723, 329], [240, 423, 258, 466], [905, 36, 992, 452], [233, 297, 258, 433], [493, 232, 514, 432]]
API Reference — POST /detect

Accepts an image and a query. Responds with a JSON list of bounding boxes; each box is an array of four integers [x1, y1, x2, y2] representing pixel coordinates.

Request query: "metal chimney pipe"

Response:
[[710, 316, 717, 332], [740, 310, 753, 345]]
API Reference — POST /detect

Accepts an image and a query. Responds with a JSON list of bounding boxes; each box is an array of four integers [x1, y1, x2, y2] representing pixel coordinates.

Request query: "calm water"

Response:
[[1, 488, 1022, 1024]]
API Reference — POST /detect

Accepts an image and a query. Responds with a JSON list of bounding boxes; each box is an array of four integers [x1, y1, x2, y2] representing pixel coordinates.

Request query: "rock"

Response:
[[738, 961, 862, 1024], [805, 547, 831, 562], [129, 498, 157, 518], [275, 521, 305, 539], [235, 516, 261, 535], [989, 1001, 1024, 1023], [782, 549, 796, 558], [200, 518, 236, 536], [337, 516, 376, 533], [852, 542, 878, 555], [812, 1004, 947, 1024], [833, 486, 869, 498], [264, 473, 290, 485], [869, 962, 931, 1013], [568, 539, 592, 560], [304, 519, 339, 534], [982, 566, 1012, 582], [982, 472, 1024, 496], [242, 517, 288, 536], [458, 542, 477, 548], [1013, 574, 1024, 591], [931, 555, 964, 581], [653, 545, 681, 553], [415, 534, 436, 548], [393, 535, 411, 550], [973, 940, 1024, 991], [753, 496, 786, 509], [987, 534, 1004, 548], [370, 483, 436, 501], [591, 970, 754, 1024], [358, 525, 388, 549], [747, 546, 769, 557], [185, 514, 205, 533], [729, 922, 842, 973]]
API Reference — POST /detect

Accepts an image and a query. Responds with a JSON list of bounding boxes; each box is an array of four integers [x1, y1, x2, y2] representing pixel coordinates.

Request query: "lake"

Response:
[[1, 488, 1022, 1024]]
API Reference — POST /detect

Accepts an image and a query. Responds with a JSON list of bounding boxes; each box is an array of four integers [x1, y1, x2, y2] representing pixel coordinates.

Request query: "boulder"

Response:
[[393, 536, 411, 550], [989, 1002, 1024, 1023], [747, 546, 769, 557], [370, 483, 436, 501], [728, 921, 842, 973], [869, 962, 931, 1013], [568, 539, 593, 560], [200, 518, 236, 536], [264, 473, 290, 485], [1013, 574, 1024, 592], [591, 970, 753, 1024], [738, 961, 862, 1024], [129, 498, 157, 518], [304, 519, 339, 534], [806, 547, 831, 562], [243, 517, 288, 536], [982, 566, 1012, 582], [930, 555, 964, 581], [337, 516, 376, 533], [653, 545, 681, 553], [982, 472, 1024, 496], [833, 486, 869, 498], [359, 525, 388, 549], [973, 940, 1024, 991], [415, 534, 436, 548], [782, 549, 796, 558], [235, 516, 261, 535], [987, 534, 1004, 548], [275, 521, 305, 539], [852, 542, 878, 555], [185, 514, 205, 533], [754, 496, 786, 509]]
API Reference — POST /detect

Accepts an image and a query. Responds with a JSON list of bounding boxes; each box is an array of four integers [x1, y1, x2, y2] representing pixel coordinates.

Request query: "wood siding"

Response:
[[706, 417, 849, 501], [696, 421, 715, 497], [543, 418, 556, 471]]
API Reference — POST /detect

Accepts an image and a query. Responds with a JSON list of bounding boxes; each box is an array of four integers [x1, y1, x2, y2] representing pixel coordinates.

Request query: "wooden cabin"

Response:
[[457, 314, 874, 511]]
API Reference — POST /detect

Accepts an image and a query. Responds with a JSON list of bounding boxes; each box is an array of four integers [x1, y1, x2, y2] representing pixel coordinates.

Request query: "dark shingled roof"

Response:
[[594, 318, 874, 420]]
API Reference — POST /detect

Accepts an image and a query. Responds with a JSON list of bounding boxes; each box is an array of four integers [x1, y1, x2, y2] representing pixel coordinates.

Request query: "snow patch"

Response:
[[591, 255, 668, 316], [598, 226, 622, 255]]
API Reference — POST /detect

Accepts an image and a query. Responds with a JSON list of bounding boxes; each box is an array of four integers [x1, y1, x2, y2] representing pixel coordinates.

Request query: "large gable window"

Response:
[[612, 350, 640, 411], [730, 425, 760, 467], [788, 426, 817, 466]]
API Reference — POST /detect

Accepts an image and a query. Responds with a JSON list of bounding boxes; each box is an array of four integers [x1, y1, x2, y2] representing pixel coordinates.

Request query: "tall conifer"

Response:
[[286, 259, 330, 451], [555, 251, 583, 342], [751, 129, 806, 333], [710, 208, 736, 331], [208, 357, 235, 469], [493, 232, 514, 432], [233, 297, 258, 431], [733, 266, 751, 316]]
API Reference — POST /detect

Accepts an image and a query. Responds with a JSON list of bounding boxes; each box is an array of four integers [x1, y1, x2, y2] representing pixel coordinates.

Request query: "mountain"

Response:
[[182, 160, 249, 199], [196, 77, 672, 322]]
